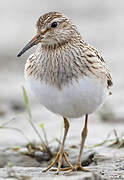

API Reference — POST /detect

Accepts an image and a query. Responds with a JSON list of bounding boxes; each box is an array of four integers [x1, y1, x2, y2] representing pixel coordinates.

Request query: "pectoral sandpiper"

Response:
[[17, 11, 113, 173]]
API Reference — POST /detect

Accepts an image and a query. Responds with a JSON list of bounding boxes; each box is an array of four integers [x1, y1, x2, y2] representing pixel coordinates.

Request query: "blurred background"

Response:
[[0, 0, 124, 147]]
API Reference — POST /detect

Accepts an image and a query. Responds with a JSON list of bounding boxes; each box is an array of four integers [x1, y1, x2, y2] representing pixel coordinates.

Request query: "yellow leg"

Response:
[[76, 114, 88, 167], [43, 117, 73, 173], [67, 114, 89, 172]]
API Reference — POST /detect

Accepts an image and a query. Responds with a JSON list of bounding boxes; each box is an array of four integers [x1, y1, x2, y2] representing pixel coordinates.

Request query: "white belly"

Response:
[[26, 77, 108, 118]]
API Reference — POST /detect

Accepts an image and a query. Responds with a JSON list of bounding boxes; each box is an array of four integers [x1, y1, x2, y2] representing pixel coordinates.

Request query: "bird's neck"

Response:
[[40, 34, 82, 50], [25, 37, 86, 89]]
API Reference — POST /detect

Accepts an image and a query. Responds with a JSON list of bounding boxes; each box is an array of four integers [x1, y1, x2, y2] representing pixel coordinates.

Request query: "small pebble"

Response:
[[34, 151, 51, 162]]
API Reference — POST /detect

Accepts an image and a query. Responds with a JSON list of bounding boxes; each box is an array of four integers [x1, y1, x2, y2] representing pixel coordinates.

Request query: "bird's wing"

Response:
[[82, 44, 113, 89]]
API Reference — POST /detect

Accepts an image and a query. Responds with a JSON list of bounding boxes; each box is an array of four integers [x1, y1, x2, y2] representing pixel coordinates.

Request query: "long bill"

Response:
[[17, 33, 42, 57]]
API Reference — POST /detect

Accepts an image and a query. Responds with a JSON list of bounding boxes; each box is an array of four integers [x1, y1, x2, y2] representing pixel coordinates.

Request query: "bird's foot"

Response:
[[71, 165, 89, 172], [62, 162, 89, 173], [42, 150, 73, 173]]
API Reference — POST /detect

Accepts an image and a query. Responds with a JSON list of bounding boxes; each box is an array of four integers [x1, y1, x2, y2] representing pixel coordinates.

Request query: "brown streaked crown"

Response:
[[37, 11, 68, 30]]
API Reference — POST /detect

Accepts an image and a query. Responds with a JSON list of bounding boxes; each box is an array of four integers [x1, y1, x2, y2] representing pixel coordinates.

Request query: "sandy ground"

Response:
[[0, 0, 124, 179]]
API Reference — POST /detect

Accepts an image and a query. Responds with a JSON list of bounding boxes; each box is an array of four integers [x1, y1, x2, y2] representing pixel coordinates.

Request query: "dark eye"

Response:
[[51, 22, 57, 28]]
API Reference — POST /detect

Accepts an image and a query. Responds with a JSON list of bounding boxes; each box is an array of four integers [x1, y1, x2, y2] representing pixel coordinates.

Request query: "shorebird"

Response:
[[17, 12, 113, 173]]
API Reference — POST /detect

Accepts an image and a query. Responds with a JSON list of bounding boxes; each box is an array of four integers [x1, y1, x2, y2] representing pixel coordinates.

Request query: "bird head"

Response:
[[17, 12, 79, 57]]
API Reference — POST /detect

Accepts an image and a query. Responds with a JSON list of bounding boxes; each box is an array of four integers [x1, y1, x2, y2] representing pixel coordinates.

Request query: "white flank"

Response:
[[26, 77, 108, 118]]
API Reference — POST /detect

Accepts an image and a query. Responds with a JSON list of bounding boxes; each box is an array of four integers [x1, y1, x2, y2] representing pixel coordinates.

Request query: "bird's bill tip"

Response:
[[17, 52, 22, 57], [17, 33, 41, 57]]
